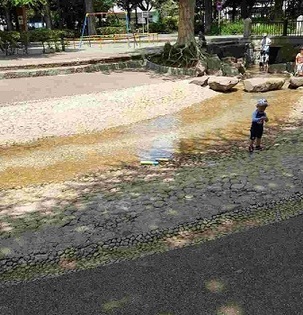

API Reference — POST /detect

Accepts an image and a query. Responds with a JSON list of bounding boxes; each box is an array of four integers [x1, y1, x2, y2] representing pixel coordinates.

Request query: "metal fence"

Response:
[[252, 20, 303, 36]]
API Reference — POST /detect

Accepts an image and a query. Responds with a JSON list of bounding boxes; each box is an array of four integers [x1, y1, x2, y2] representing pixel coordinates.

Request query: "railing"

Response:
[[78, 32, 159, 48], [252, 20, 303, 36]]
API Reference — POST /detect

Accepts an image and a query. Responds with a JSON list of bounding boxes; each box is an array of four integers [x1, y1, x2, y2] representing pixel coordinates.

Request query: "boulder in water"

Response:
[[208, 76, 239, 92], [289, 76, 303, 89], [243, 78, 285, 92]]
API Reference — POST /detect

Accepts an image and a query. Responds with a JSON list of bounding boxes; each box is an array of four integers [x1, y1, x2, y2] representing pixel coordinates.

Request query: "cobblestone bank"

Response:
[[0, 127, 303, 284]]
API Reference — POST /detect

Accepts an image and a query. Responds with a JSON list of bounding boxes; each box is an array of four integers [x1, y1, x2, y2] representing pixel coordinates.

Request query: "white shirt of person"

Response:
[[261, 36, 271, 53]]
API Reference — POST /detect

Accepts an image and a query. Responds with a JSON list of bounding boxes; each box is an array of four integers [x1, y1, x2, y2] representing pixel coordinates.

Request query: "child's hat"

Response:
[[257, 98, 268, 106]]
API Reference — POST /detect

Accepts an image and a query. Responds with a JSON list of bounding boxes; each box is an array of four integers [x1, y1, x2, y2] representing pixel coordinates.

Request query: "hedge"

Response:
[[96, 27, 127, 35], [0, 29, 73, 55]]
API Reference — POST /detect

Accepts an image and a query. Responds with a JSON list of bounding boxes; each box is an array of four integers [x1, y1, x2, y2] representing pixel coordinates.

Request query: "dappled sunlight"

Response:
[[102, 297, 130, 313], [217, 303, 244, 315], [205, 279, 225, 293], [59, 258, 77, 271], [0, 221, 13, 233]]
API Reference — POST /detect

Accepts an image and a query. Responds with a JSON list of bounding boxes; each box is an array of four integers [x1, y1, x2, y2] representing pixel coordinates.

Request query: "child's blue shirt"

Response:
[[252, 110, 266, 124]]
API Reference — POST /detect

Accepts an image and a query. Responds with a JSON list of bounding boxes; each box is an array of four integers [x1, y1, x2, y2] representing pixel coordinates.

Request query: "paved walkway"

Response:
[[0, 34, 241, 69], [2, 210, 303, 314], [1, 124, 303, 283]]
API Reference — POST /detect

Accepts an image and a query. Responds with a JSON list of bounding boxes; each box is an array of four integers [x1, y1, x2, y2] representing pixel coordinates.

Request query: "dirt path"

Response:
[[0, 71, 178, 105]]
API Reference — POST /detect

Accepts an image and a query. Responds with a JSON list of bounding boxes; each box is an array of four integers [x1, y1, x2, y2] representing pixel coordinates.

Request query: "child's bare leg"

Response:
[[256, 138, 261, 147]]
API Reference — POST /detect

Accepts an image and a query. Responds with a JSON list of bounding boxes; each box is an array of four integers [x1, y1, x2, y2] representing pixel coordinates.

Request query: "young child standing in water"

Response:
[[249, 99, 269, 152]]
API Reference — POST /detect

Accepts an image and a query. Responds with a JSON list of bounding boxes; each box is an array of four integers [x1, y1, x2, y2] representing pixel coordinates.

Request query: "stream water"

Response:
[[0, 84, 301, 189]]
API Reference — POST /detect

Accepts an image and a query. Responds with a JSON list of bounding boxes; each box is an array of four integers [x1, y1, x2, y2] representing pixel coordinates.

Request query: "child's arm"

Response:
[[261, 113, 269, 122], [252, 111, 263, 122]]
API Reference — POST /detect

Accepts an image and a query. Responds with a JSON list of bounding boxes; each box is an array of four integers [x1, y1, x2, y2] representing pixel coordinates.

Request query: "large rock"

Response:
[[208, 76, 239, 92], [243, 78, 285, 92], [268, 63, 287, 74], [289, 76, 303, 89], [195, 60, 207, 77], [221, 62, 240, 76], [206, 55, 222, 75], [190, 77, 209, 87]]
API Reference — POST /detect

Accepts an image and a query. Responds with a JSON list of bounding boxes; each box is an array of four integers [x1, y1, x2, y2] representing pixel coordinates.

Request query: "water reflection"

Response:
[[131, 115, 179, 160]]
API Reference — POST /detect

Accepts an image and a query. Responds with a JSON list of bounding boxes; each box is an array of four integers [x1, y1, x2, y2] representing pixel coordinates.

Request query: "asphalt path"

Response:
[[1, 215, 303, 315]]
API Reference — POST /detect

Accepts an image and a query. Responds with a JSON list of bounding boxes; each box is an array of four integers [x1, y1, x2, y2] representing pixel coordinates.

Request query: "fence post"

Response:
[[243, 18, 252, 39], [283, 19, 288, 36], [297, 15, 303, 36]]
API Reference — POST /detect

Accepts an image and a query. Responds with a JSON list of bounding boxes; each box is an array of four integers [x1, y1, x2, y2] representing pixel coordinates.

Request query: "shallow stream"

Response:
[[0, 85, 301, 189]]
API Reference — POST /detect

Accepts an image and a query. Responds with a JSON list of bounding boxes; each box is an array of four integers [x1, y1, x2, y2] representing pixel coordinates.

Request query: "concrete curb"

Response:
[[0, 58, 146, 80], [0, 54, 143, 71]]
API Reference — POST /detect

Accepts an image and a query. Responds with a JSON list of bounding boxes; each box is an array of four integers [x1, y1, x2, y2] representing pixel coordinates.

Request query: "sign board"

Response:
[[138, 18, 146, 24], [142, 12, 149, 18]]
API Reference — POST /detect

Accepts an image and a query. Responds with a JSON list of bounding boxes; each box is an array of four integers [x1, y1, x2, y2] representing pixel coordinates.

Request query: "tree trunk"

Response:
[[204, 0, 212, 34], [232, 1, 236, 22], [85, 0, 96, 35], [274, 0, 283, 20], [177, 0, 196, 46], [4, 7, 13, 31], [241, 0, 248, 19], [56, 0, 63, 29], [44, 0, 52, 29]]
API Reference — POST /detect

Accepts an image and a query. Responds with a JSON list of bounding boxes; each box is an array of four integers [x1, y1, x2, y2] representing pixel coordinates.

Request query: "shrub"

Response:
[[0, 31, 21, 55], [210, 20, 244, 35], [221, 21, 244, 35], [96, 26, 127, 35], [148, 22, 166, 33], [162, 15, 178, 31]]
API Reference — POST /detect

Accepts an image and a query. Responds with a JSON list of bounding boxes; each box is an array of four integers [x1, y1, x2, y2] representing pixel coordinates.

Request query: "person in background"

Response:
[[295, 46, 303, 76], [259, 33, 271, 72]]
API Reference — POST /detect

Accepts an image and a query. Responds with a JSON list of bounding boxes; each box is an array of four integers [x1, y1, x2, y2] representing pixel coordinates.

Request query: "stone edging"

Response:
[[144, 59, 196, 76], [1, 192, 303, 287], [0, 55, 143, 71]]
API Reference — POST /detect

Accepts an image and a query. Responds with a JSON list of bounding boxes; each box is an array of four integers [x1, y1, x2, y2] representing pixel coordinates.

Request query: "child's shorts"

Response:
[[250, 124, 263, 140]]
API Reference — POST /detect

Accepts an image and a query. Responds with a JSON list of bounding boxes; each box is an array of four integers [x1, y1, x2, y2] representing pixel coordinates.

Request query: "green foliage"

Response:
[[221, 21, 244, 35], [96, 26, 127, 35], [149, 15, 178, 33], [162, 15, 178, 31], [0, 31, 20, 54], [251, 23, 283, 35], [210, 21, 244, 35], [0, 29, 70, 55]]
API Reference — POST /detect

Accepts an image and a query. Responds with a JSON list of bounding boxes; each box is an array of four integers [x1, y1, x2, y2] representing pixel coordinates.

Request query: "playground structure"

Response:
[[79, 11, 158, 49]]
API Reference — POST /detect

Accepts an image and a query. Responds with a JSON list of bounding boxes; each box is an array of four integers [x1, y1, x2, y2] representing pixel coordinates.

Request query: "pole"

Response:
[[218, 11, 220, 35], [79, 14, 88, 48]]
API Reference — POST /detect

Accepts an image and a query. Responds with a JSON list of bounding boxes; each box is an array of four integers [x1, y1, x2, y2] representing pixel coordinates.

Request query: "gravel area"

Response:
[[0, 80, 218, 146]]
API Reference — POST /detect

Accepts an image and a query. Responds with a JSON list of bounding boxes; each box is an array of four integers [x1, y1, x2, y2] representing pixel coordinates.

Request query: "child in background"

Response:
[[249, 99, 269, 152], [295, 46, 303, 76]]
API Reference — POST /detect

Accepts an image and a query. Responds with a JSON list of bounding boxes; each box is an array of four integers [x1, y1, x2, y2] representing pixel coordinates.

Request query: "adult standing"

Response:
[[260, 33, 271, 72], [261, 33, 271, 54]]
